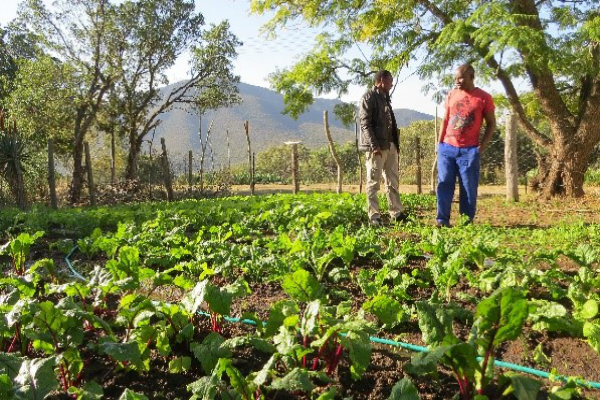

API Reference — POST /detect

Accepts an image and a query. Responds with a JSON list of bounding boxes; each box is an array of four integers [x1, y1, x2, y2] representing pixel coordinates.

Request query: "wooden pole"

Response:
[[290, 143, 300, 194], [199, 119, 214, 194], [244, 121, 254, 195], [252, 152, 256, 191], [355, 118, 363, 194], [323, 111, 343, 194], [505, 112, 519, 201], [416, 136, 422, 194], [430, 106, 439, 194], [84, 141, 96, 206], [160, 137, 174, 202], [110, 130, 116, 184], [188, 150, 193, 193], [48, 139, 58, 209]]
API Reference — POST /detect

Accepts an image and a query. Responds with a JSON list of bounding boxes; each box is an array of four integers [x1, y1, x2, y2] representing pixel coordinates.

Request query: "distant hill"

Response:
[[154, 82, 433, 166]]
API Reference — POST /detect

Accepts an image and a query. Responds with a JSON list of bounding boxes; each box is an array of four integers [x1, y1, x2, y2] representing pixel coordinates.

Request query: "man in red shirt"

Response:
[[436, 64, 496, 227]]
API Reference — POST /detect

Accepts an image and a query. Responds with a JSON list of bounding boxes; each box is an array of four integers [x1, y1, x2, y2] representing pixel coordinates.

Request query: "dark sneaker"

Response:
[[393, 212, 409, 223], [369, 217, 384, 227], [435, 221, 451, 228]]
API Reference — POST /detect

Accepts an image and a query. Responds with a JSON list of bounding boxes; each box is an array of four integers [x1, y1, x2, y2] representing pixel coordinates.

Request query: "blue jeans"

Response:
[[436, 143, 480, 225]]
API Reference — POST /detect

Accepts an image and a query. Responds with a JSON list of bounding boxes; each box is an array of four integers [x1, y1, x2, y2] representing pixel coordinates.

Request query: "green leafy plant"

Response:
[[0, 231, 44, 275]]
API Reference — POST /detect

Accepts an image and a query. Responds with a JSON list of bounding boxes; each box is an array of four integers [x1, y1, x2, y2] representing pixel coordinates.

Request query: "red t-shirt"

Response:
[[442, 88, 494, 147]]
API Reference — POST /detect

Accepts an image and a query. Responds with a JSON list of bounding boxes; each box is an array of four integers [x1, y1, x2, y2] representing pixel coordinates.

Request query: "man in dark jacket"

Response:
[[359, 70, 406, 226]]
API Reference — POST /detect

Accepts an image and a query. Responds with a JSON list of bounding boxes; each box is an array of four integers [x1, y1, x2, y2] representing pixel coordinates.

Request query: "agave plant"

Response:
[[0, 111, 28, 209]]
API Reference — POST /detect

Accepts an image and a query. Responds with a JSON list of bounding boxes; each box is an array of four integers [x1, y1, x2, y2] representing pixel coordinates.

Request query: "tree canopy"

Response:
[[252, 0, 600, 197]]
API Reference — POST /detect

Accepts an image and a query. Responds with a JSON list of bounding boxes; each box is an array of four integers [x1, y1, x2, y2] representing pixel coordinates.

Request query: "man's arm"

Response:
[[478, 110, 496, 153], [359, 92, 380, 154], [438, 107, 449, 145]]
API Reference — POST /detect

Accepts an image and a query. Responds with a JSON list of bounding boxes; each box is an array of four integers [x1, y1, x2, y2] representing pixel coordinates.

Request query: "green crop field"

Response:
[[1, 192, 599, 399]]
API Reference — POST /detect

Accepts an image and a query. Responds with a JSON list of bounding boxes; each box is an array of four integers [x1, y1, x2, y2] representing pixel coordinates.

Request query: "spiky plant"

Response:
[[0, 111, 28, 209]]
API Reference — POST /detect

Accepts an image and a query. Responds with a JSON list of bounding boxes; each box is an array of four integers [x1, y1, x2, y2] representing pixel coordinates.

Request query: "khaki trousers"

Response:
[[366, 146, 404, 219]]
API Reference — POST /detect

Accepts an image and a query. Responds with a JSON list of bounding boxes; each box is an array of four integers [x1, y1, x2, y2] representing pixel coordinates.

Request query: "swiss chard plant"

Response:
[[405, 288, 535, 400]]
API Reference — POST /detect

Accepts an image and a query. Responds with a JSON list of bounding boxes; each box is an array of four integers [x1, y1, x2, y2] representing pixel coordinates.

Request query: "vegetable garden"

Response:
[[1, 192, 599, 399]]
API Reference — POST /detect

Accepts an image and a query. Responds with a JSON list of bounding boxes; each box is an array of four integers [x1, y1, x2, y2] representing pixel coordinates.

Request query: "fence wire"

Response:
[[1, 120, 599, 208]]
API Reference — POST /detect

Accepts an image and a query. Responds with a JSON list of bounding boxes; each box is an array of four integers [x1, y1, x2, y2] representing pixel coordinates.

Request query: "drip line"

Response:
[[65, 246, 600, 390]]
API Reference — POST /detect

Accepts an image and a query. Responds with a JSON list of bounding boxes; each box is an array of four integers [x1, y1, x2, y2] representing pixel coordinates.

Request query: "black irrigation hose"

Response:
[[65, 246, 600, 390]]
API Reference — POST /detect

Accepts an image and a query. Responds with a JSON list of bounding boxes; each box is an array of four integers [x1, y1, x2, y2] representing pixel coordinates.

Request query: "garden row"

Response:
[[1, 193, 599, 399]]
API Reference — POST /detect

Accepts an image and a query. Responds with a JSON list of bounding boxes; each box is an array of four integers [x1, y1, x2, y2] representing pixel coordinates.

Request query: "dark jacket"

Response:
[[358, 86, 399, 152]]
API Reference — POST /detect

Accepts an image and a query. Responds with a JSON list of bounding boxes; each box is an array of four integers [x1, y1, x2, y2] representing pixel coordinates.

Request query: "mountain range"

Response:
[[154, 82, 433, 166]]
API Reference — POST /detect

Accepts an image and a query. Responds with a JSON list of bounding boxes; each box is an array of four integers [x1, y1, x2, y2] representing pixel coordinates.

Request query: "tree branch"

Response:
[[417, 0, 553, 148]]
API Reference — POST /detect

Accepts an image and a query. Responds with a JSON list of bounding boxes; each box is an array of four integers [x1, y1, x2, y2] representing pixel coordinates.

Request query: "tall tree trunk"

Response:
[[537, 131, 597, 198], [125, 131, 142, 180], [69, 112, 86, 203], [69, 137, 85, 204]]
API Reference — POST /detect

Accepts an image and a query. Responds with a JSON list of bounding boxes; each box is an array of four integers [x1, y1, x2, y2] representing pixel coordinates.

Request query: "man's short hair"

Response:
[[374, 70, 392, 84], [457, 64, 475, 79]]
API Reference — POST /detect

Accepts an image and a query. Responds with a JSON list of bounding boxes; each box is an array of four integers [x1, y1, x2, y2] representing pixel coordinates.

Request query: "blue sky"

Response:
[[1, 0, 440, 114]]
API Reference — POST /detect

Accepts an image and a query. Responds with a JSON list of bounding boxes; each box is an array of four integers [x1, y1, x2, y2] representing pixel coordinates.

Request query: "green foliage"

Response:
[[191, 332, 232, 374], [251, 0, 600, 195], [0, 355, 58, 400], [281, 269, 324, 302], [388, 377, 420, 400], [3, 191, 600, 398]]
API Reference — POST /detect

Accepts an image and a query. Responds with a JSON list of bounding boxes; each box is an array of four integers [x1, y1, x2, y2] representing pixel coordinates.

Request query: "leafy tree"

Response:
[[101, 0, 240, 180], [0, 23, 39, 103], [4, 56, 76, 156], [20, 0, 121, 203], [251, 0, 600, 197]]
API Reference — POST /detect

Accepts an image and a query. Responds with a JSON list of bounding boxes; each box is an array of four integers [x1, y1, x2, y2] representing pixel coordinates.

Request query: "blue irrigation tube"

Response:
[[66, 246, 600, 390], [65, 245, 87, 281]]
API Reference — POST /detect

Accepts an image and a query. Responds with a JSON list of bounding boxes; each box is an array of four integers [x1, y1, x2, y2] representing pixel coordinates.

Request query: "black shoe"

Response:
[[435, 221, 451, 228], [393, 212, 409, 223], [369, 217, 384, 227]]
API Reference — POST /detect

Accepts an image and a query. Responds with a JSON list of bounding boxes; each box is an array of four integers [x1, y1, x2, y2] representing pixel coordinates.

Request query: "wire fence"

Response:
[[1, 118, 599, 208]]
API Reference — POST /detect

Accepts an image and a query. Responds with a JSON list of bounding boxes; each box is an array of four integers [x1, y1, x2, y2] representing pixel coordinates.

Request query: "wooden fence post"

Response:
[[505, 112, 519, 201], [323, 111, 343, 194], [199, 119, 214, 194], [244, 121, 255, 195], [285, 141, 301, 194], [48, 139, 58, 209], [84, 141, 96, 206], [188, 150, 193, 193], [415, 136, 422, 194], [252, 152, 256, 190], [160, 137, 174, 202]]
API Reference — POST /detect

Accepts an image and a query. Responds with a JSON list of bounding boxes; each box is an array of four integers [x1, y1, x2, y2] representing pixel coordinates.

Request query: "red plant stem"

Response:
[[302, 336, 309, 368], [59, 364, 69, 391], [453, 371, 469, 400], [312, 338, 328, 371], [327, 344, 344, 375], [8, 324, 21, 353], [254, 388, 261, 400], [7, 335, 18, 353], [165, 315, 177, 331], [479, 328, 498, 395]]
